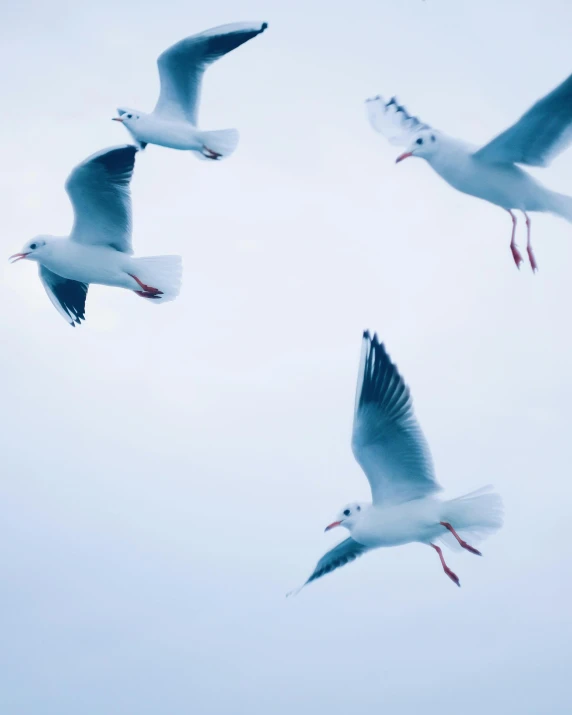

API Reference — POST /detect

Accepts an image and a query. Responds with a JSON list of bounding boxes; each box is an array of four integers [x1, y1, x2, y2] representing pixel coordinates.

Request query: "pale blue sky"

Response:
[[1, 0, 572, 713]]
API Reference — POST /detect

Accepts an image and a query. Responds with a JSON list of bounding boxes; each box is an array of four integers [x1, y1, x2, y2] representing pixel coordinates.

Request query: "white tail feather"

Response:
[[439, 486, 503, 551], [197, 128, 240, 160], [129, 255, 182, 303]]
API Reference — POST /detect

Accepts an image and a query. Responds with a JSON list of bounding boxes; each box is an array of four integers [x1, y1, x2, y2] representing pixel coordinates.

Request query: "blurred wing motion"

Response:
[[289, 538, 370, 595], [351, 332, 441, 505], [365, 95, 431, 146], [153, 21, 268, 125], [39, 266, 88, 327], [66, 145, 137, 253], [474, 73, 572, 167]]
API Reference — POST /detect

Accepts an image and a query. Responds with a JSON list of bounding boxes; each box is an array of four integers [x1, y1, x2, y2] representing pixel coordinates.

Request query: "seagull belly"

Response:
[[353, 499, 442, 548], [39, 244, 133, 288], [137, 118, 201, 151], [433, 155, 549, 211]]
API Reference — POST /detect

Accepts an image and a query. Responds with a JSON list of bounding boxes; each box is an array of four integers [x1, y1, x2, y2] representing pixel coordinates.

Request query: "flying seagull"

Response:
[[366, 73, 572, 272], [290, 332, 503, 594], [10, 145, 182, 326], [113, 21, 268, 159]]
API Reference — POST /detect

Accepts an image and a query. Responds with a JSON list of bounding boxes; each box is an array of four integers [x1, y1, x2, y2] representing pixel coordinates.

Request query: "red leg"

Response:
[[430, 543, 460, 587], [506, 209, 523, 269], [440, 522, 482, 556], [523, 212, 538, 273], [128, 274, 163, 298]]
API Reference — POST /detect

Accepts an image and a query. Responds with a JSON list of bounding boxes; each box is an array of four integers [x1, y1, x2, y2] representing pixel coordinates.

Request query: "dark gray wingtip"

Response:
[[362, 329, 371, 340], [261, 22, 268, 31]]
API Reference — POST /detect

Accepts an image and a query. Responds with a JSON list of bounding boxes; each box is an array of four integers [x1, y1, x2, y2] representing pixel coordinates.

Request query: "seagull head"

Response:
[[325, 502, 368, 532], [112, 108, 141, 129], [396, 130, 440, 164], [9, 236, 51, 264]]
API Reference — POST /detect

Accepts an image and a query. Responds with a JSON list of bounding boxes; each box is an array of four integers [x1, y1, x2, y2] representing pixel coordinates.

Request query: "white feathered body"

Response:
[[350, 489, 503, 550], [126, 114, 203, 151], [35, 238, 182, 300], [426, 135, 572, 220]]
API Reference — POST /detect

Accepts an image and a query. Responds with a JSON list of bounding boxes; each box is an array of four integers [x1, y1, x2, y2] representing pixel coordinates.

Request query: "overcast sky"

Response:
[[2, 0, 572, 713]]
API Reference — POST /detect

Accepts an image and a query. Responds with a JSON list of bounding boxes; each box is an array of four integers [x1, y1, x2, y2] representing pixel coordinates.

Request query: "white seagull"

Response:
[[291, 332, 503, 593], [366, 73, 572, 272], [112, 21, 268, 159], [10, 145, 182, 326]]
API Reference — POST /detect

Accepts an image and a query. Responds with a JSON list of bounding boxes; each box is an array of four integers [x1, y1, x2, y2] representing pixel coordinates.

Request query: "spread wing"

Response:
[[365, 95, 432, 146], [351, 332, 441, 506], [474, 73, 572, 166], [153, 21, 268, 124], [39, 266, 88, 327], [290, 538, 370, 594], [66, 145, 137, 253]]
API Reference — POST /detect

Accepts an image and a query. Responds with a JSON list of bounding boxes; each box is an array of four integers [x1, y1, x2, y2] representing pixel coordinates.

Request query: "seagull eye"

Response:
[[127, 114, 133, 119], [29, 243, 37, 250], [343, 509, 350, 517], [416, 138, 423, 145]]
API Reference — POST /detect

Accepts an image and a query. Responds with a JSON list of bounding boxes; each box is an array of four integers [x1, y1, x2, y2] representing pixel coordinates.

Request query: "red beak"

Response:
[[395, 151, 413, 164], [112, 117, 124, 122], [324, 521, 342, 532], [9, 252, 30, 263]]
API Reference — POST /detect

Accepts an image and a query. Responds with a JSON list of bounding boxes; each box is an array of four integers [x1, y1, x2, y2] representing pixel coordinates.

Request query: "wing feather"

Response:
[[365, 95, 431, 146], [66, 145, 137, 253], [39, 266, 88, 327], [291, 538, 370, 594], [474, 73, 572, 166], [351, 332, 441, 505], [153, 21, 268, 124]]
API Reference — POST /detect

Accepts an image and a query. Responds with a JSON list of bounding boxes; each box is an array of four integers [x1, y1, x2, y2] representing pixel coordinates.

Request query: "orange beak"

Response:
[[112, 117, 124, 122], [395, 151, 413, 164], [9, 252, 29, 263], [324, 521, 342, 532]]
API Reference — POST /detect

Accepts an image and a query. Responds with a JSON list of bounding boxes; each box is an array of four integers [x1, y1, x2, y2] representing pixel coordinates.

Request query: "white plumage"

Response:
[[366, 72, 572, 272], [291, 332, 503, 594]]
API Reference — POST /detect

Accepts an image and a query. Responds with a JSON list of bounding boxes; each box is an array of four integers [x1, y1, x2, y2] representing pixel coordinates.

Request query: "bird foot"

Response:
[[440, 522, 482, 556], [527, 247, 538, 273], [129, 273, 163, 296], [444, 567, 461, 587], [510, 244, 523, 270], [134, 290, 163, 300], [202, 145, 222, 160]]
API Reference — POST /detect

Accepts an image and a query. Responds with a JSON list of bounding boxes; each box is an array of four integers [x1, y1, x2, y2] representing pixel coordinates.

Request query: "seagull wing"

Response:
[[365, 95, 432, 146], [292, 538, 370, 593], [474, 73, 572, 166], [351, 332, 441, 506], [66, 145, 137, 254], [153, 21, 268, 124], [39, 266, 88, 327]]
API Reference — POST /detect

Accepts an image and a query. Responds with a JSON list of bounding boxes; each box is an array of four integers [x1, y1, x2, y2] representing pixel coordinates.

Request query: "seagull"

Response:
[[290, 332, 503, 594], [366, 73, 572, 272], [9, 145, 182, 326], [112, 21, 268, 159]]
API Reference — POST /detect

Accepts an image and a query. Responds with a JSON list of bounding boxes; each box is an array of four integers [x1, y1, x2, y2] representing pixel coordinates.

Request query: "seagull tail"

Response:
[[129, 255, 182, 303], [546, 190, 572, 223], [438, 486, 504, 552], [197, 128, 240, 160]]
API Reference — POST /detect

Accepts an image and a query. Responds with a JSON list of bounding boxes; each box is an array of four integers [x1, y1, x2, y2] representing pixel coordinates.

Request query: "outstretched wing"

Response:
[[291, 538, 370, 593], [474, 73, 572, 167], [39, 266, 88, 327], [351, 332, 441, 506], [153, 21, 268, 125], [66, 145, 137, 253], [365, 95, 431, 146]]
